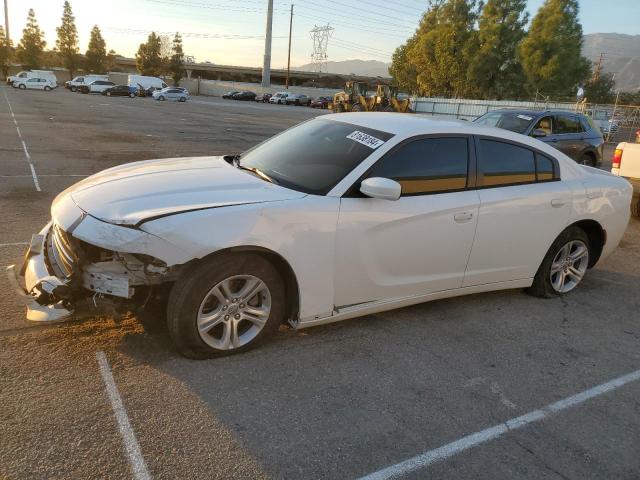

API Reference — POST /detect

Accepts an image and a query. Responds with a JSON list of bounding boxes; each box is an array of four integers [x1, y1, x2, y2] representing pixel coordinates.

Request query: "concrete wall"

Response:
[[180, 78, 340, 98]]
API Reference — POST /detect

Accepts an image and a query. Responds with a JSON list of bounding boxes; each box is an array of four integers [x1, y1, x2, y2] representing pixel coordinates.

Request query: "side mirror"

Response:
[[532, 128, 548, 138], [360, 177, 401, 201]]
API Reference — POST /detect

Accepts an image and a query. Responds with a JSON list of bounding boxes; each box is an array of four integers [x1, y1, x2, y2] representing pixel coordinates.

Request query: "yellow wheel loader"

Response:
[[372, 85, 412, 113], [330, 81, 374, 112]]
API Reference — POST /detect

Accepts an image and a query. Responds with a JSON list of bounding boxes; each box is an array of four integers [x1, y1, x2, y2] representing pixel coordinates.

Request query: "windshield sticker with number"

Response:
[[517, 114, 533, 121], [346, 130, 386, 149]]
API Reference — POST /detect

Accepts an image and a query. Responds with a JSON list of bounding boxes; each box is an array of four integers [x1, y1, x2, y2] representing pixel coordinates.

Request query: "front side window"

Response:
[[238, 119, 394, 195], [367, 137, 469, 195], [555, 115, 580, 134], [532, 116, 553, 135], [478, 139, 536, 186]]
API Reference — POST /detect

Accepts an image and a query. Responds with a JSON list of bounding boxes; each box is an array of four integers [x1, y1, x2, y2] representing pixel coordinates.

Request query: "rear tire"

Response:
[[44, 86, 51, 91], [631, 195, 640, 218], [167, 253, 285, 359], [578, 154, 595, 167], [106, 91, 111, 96], [527, 226, 591, 298], [179, 97, 186, 102]]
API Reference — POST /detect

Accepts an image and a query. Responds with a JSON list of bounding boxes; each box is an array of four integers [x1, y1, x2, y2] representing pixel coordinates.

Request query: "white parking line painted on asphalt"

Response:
[[97, 351, 152, 480], [0, 174, 88, 178], [358, 368, 640, 480], [0, 242, 28, 247], [2, 88, 41, 191]]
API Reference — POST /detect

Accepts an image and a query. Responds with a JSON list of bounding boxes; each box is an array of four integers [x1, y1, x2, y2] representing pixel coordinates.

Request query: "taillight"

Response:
[[612, 149, 623, 169]]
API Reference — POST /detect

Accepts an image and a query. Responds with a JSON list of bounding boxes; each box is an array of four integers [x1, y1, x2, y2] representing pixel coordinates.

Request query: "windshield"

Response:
[[238, 118, 394, 195], [474, 111, 535, 134]]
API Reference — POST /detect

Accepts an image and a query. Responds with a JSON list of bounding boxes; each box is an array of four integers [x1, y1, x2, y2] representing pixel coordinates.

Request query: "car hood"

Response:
[[64, 156, 306, 226]]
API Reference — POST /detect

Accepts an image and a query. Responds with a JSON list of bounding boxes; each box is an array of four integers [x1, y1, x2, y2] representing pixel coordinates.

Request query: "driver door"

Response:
[[334, 136, 480, 308]]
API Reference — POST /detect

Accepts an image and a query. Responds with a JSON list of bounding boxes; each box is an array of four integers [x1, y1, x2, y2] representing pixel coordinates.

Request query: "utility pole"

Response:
[[3, 0, 9, 43], [285, 4, 294, 89], [593, 52, 605, 81], [261, 0, 273, 87]]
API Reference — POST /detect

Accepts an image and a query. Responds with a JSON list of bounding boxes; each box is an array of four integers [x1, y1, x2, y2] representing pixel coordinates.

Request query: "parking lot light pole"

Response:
[[3, 0, 9, 42], [261, 0, 273, 88], [286, 4, 294, 89]]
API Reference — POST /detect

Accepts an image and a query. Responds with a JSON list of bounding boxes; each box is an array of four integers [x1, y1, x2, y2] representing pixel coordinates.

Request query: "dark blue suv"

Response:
[[473, 109, 604, 167]]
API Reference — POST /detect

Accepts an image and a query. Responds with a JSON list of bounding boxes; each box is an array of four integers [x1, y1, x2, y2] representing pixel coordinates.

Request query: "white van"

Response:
[[128, 75, 168, 94], [65, 74, 109, 92], [7, 70, 57, 87]]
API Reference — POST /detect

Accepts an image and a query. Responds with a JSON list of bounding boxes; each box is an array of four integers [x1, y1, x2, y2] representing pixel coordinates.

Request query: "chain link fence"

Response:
[[412, 97, 640, 145]]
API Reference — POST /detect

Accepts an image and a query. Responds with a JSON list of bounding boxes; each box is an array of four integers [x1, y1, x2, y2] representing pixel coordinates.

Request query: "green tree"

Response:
[[85, 25, 107, 73], [56, 1, 79, 78], [168, 32, 185, 85], [389, 35, 419, 94], [583, 71, 616, 104], [468, 0, 528, 99], [518, 0, 590, 97], [135, 32, 163, 76], [409, 0, 479, 97], [16, 9, 46, 70], [0, 26, 13, 78]]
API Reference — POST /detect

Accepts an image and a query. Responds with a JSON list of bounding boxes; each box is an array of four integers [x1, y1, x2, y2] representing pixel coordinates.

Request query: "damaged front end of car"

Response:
[[6, 194, 191, 324]]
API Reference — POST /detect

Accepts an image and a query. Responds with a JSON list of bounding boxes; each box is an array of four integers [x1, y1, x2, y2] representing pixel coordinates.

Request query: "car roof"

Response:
[[485, 108, 585, 118], [322, 112, 574, 153]]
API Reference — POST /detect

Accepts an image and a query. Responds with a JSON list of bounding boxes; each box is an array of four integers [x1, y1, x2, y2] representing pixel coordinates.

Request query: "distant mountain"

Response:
[[296, 34, 640, 91], [583, 33, 640, 92], [296, 59, 391, 78]]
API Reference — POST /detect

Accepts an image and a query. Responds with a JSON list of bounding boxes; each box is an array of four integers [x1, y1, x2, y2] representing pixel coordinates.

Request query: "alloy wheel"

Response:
[[549, 240, 589, 293], [197, 275, 271, 350]]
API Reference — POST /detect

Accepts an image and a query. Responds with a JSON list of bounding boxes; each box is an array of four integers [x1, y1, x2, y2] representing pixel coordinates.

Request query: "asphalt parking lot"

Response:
[[1, 86, 639, 480]]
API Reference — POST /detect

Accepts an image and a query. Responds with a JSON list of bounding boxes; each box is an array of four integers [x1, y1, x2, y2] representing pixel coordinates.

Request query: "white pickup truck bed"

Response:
[[612, 142, 640, 216]]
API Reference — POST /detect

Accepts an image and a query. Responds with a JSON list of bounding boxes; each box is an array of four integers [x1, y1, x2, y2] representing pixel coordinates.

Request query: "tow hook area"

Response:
[[6, 265, 73, 323]]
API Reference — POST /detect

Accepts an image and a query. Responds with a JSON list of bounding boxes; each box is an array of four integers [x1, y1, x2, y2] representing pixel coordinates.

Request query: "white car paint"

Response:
[[11, 113, 633, 333], [14, 77, 56, 90], [7, 70, 57, 86]]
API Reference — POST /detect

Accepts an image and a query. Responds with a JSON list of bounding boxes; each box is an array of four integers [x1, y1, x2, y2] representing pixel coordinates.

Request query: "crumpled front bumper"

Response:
[[6, 223, 74, 323]]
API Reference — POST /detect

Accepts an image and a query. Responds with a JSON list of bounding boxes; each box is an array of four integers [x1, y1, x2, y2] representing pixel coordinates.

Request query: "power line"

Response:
[[295, 12, 411, 37], [295, 0, 419, 29], [105, 27, 288, 40]]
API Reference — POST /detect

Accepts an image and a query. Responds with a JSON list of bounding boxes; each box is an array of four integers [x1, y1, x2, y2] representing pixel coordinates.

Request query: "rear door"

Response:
[[463, 137, 571, 286]]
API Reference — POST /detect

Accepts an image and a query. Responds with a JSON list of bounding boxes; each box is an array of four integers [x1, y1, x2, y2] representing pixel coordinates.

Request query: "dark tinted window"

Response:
[[555, 115, 580, 134], [479, 139, 536, 186], [368, 137, 468, 194], [535, 153, 556, 181], [239, 119, 394, 195]]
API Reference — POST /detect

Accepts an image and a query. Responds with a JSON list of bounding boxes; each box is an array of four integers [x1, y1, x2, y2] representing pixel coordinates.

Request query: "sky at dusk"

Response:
[[2, 0, 638, 68]]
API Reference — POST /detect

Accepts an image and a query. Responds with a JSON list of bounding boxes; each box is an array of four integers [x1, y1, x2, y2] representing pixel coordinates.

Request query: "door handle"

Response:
[[550, 198, 566, 207], [454, 212, 473, 223]]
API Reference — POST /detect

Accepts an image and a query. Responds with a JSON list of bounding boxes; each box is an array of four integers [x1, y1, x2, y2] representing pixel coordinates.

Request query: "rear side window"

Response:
[[535, 153, 557, 181], [368, 137, 469, 195], [555, 115, 580, 134], [478, 139, 536, 186]]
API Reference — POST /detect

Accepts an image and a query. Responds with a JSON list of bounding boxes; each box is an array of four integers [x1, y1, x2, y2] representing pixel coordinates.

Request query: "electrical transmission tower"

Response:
[[309, 24, 333, 73]]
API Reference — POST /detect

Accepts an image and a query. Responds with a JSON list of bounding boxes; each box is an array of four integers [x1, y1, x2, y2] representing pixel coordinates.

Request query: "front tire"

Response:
[[70, 86, 77, 92], [18, 84, 26, 89], [44, 86, 51, 91], [527, 226, 590, 298], [159, 95, 165, 101], [167, 253, 285, 359]]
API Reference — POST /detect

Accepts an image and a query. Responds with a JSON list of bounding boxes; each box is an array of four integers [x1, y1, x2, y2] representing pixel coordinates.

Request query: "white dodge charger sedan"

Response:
[[8, 114, 632, 358]]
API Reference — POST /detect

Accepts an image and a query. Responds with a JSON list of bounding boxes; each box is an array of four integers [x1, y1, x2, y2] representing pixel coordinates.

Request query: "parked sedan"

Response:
[[310, 96, 332, 109], [232, 91, 257, 101], [269, 92, 289, 104], [102, 85, 137, 98], [222, 91, 240, 99], [285, 93, 311, 106], [255, 93, 272, 103], [152, 87, 190, 102], [78, 80, 116, 94], [9, 114, 632, 359], [14, 77, 56, 91], [473, 109, 604, 166]]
